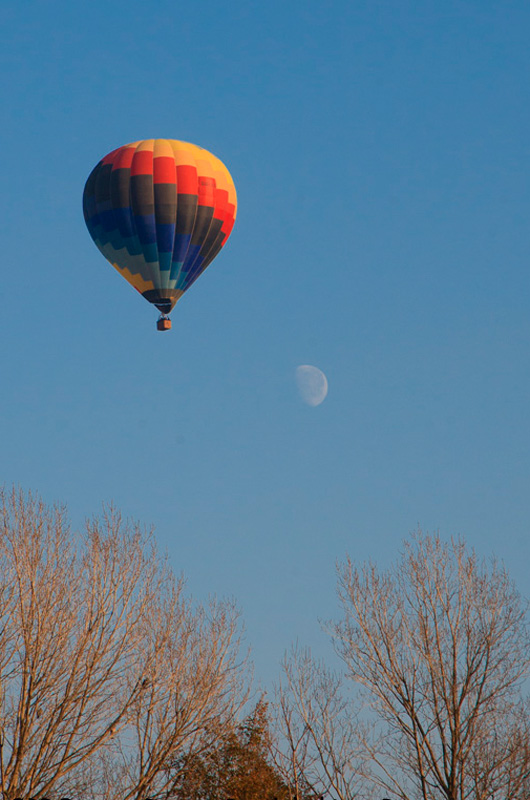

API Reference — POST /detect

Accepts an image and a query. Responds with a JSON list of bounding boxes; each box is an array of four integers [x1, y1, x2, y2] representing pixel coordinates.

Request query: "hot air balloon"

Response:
[[83, 139, 237, 331]]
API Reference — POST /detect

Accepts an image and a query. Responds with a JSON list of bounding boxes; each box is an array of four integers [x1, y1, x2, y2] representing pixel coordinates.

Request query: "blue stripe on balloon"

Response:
[[142, 243, 159, 263], [156, 222, 175, 254], [158, 251, 172, 271], [99, 209, 115, 233], [184, 256, 206, 287], [109, 228, 126, 252], [170, 260, 183, 282], [134, 214, 157, 245], [115, 207, 136, 239], [123, 234, 142, 257], [172, 233, 191, 264], [175, 271, 188, 290], [83, 197, 97, 220], [182, 244, 201, 269]]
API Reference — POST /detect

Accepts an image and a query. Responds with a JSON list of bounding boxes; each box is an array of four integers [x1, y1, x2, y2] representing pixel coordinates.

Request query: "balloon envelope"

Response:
[[83, 139, 237, 315]]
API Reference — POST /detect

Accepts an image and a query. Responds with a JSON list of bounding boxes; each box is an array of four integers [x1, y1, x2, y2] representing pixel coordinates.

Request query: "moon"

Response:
[[295, 365, 328, 406]]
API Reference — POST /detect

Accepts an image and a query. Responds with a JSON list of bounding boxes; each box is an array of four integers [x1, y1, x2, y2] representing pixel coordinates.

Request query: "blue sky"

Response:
[[2, 0, 530, 685]]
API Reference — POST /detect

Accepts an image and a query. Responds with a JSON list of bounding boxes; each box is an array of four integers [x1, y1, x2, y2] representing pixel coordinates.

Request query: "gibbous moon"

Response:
[[295, 365, 328, 406]]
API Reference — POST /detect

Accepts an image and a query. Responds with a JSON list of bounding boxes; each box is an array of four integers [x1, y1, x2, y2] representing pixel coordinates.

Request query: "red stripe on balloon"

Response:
[[198, 176, 215, 207], [213, 188, 228, 221], [112, 146, 135, 171], [222, 204, 236, 235], [176, 164, 197, 194], [101, 147, 121, 166], [153, 156, 176, 184], [131, 150, 153, 176]]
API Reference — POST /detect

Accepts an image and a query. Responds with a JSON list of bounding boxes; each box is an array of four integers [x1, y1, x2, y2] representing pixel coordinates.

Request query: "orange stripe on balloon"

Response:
[[153, 139, 175, 159]]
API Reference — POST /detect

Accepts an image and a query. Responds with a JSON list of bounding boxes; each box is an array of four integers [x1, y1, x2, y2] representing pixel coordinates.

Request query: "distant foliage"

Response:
[[170, 700, 290, 800]]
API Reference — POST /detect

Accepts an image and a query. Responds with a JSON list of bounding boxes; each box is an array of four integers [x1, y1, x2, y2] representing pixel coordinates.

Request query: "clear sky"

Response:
[[2, 0, 530, 686]]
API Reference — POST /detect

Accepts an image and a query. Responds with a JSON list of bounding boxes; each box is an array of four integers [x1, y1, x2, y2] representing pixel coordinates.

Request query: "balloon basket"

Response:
[[157, 316, 171, 332]]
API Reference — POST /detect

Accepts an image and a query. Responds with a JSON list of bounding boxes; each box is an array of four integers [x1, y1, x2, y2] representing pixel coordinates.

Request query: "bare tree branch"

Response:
[[273, 646, 367, 800], [332, 531, 530, 800], [0, 487, 250, 800]]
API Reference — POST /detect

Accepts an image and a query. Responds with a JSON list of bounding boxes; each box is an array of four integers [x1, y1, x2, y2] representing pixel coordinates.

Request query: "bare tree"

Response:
[[0, 488, 249, 799], [332, 531, 530, 800], [273, 646, 366, 800]]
